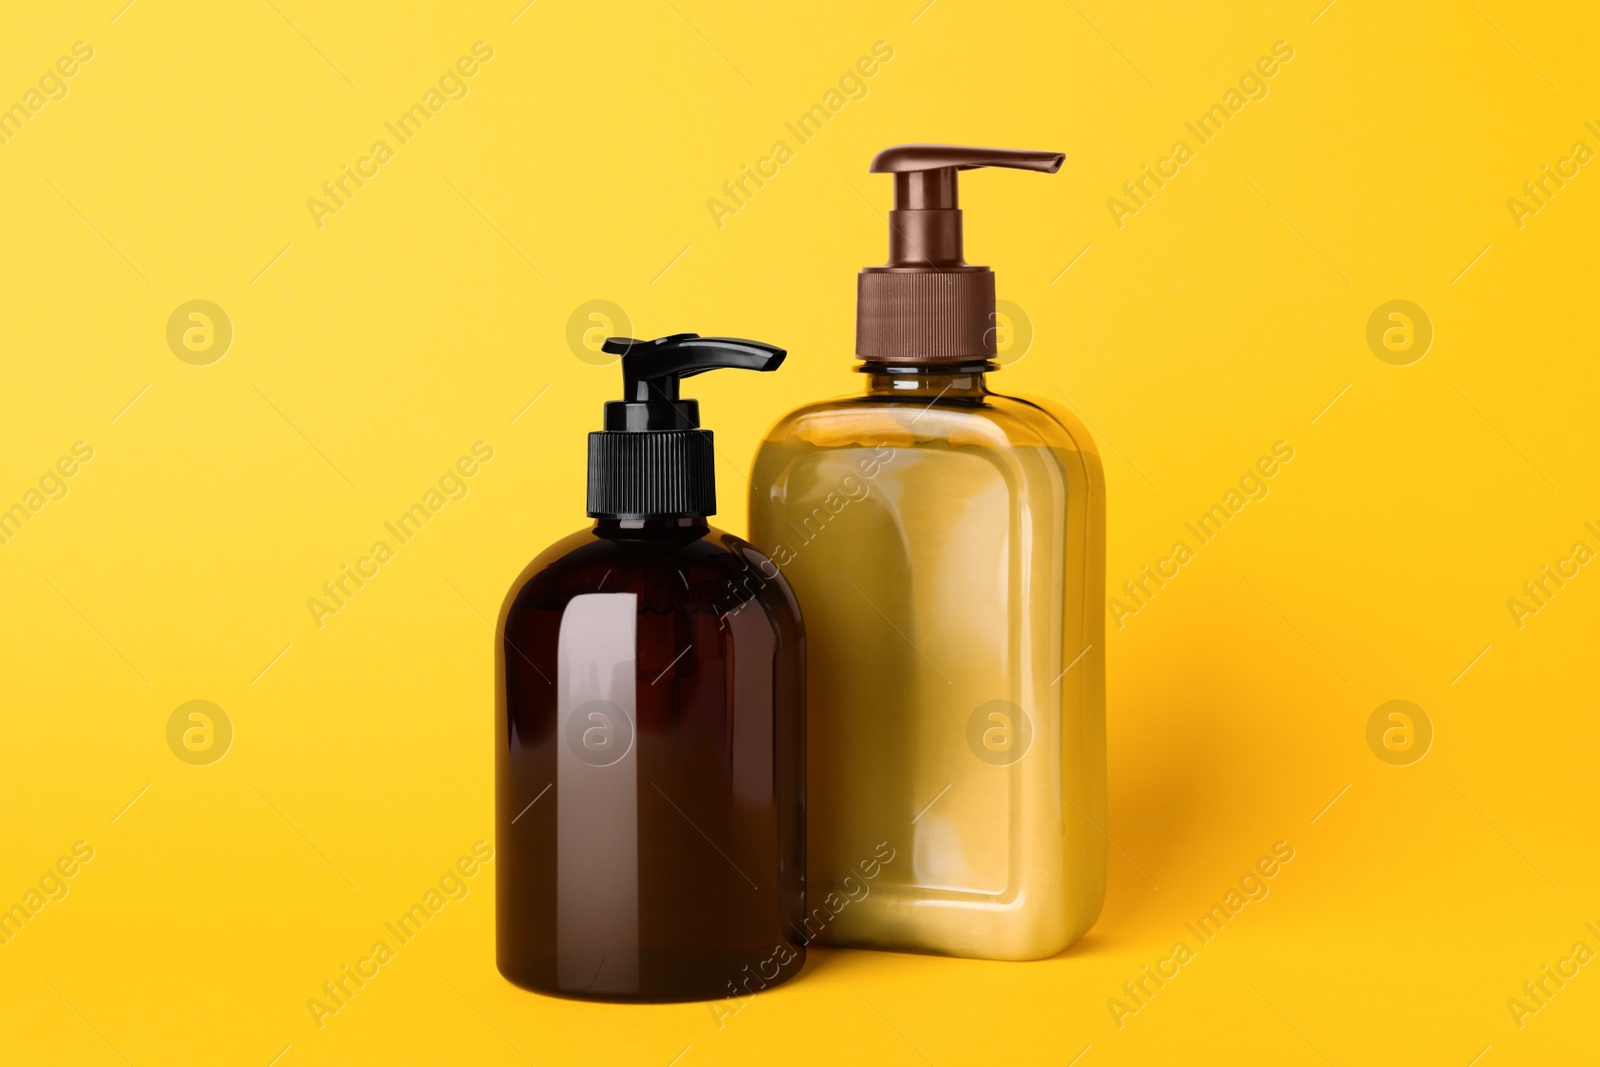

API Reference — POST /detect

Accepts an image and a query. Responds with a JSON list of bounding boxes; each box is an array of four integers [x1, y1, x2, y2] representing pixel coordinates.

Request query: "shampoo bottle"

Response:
[[749, 145, 1106, 960], [498, 333, 806, 1000]]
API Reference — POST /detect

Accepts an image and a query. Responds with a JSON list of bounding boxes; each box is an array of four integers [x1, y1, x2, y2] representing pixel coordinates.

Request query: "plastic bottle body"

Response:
[[749, 366, 1105, 960], [495, 520, 805, 1000]]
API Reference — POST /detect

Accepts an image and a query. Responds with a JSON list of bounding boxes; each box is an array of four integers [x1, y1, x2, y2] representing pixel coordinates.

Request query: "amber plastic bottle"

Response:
[[498, 334, 805, 1001], [749, 146, 1107, 961]]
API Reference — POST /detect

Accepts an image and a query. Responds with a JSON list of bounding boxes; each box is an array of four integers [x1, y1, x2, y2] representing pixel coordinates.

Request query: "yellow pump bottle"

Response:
[[749, 145, 1106, 960]]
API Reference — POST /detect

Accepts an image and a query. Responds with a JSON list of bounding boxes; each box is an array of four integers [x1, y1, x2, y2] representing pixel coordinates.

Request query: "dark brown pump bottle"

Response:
[[496, 333, 806, 1002]]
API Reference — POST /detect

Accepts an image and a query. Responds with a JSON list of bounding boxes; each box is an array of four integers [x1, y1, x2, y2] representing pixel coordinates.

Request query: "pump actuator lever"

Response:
[[603, 334, 786, 404], [597, 333, 786, 433]]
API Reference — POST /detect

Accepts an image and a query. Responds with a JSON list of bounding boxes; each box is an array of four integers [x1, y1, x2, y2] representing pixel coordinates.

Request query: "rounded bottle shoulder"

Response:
[[760, 384, 1102, 460], [500, 524, 800, 629]]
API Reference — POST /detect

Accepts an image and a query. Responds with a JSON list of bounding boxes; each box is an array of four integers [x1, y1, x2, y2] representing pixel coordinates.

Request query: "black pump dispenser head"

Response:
[[588, 333, 786, 520]]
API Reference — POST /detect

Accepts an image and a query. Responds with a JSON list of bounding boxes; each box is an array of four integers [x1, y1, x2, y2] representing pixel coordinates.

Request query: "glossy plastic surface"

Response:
[[749, 367, 1106, 960], [495, 520, 805, 1000]]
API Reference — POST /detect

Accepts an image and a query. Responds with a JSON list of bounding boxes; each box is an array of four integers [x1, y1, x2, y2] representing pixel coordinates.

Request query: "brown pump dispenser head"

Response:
[[856, 144, 1063, 363]]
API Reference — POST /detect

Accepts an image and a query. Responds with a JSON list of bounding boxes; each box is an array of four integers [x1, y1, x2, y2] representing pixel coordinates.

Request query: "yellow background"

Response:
[[2, 0, 1596, 1063]]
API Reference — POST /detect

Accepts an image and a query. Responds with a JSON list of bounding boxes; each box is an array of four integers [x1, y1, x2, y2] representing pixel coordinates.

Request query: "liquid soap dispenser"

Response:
[[749, 145, 1107, 960], [498, 333, 806, 1000]]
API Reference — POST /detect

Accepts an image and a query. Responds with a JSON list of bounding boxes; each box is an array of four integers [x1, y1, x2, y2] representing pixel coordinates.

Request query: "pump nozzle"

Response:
[[602, 333, 785, 429], [870, 145, 1064, 268], [588, 332, 787, 519], [857, 143, 1064, 362]]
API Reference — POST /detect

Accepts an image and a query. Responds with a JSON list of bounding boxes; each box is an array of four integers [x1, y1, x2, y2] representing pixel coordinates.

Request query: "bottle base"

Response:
[[814, 904, 1101, 962], [497, 944, 806, 1003]]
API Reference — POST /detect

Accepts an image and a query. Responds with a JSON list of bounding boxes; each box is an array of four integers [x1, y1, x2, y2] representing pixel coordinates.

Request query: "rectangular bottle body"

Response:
[[750, 379, 1105, 960]]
